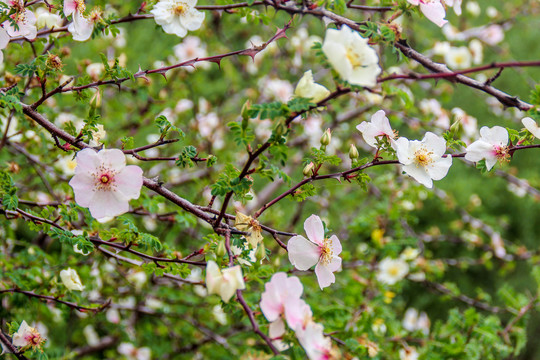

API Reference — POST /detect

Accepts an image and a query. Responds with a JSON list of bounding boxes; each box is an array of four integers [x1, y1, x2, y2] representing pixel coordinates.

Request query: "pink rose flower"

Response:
[[68, 148, 143, 219], [288, 215, 342, 290]]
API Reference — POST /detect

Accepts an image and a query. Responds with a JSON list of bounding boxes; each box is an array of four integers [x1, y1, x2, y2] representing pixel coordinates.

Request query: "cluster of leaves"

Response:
[[0, 170, 18, 210], [211, 164, 253, 200]]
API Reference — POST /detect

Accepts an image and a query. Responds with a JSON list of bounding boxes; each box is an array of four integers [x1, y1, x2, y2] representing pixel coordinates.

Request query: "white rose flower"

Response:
[[294, 70, 330, 103], [151, 0, 205, 38], [444, 46, 472, 69], [205, 260, 245, 303], [377, 257, 409, 285], [60, 268, 85, 291], [321, 25, 381, 87], [395, 132, 453, 188], [464, 126, 509, 171]]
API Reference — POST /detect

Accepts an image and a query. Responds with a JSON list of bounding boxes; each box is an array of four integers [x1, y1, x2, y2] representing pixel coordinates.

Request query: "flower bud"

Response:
[[450, 119, 461, 134], [349, 144, 359, 160], [241, 100, 251, 124], [320, 128, 332, 146], [274, 121, 286, 137], [90, 90, 102, 107], [255, 243, 266, 262], [303, 162, 315, 177], [216, 240, 227, 258]]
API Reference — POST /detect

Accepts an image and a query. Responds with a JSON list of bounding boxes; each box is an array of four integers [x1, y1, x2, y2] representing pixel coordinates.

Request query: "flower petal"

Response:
[[287, 235, 320, 271], [304, 214, 325, 244], [115, 165, 143, 200], [315, 261, 336, 289], [98, 148, 126, 170], [402, 163, 433, 188], [69, 173, 96, 207], [88, 189, 129, 219]]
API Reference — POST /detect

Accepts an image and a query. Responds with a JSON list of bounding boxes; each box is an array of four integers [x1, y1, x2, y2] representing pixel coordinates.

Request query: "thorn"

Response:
[[240, 48, 260, 61], [208, 58, 222, 69]]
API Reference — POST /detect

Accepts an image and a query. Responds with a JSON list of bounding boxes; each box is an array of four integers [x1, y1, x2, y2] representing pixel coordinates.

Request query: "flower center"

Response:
[[93, 165, 117, 191], [75, 0, 86, 12], [414, 147, 433, 167], [345, 47, 364, 67], [173, 3, 187, 15], [454, 54, 465, 65], [24, 330, 42, 347], [320, 238, 333, 265], [11, 12, 26, 24], [388, 265, 401, 277], [494, 145, 510, 162]]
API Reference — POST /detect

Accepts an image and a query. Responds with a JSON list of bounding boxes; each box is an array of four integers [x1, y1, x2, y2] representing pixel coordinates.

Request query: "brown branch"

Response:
[[0, 289, 110, 313], [32, 21, 293, 108], [422, 280, 510, 314], [501, 294, 539, 342], [236, 290, 279, 355], [265, 1, 534, 111], [0, 331, 29, 360]]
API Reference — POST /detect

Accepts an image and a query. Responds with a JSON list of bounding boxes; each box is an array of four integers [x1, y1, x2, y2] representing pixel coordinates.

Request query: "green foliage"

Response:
[[175, 145, 198, 168], [305, 147, 342, 167], [0, 86, 23, 112], [291, 183, 317, 202], [155, 115, 185, 141], [228, 120, 255, 146], [211, 164, 253, 199], [0, 170, 18, 210]]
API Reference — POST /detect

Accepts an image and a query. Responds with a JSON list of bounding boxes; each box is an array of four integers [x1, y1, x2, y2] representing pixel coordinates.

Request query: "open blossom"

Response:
[[321, 25, 381, 87], [118, 343, 151, 360], [395, 132, 452, 188], [12, 321, 45, 349], [402, 308, 430, 335], [151, 0, 205, 38], [444, 46, 472, 69], [400, 347, 420, 360], [407, 0, 448, 27], [296, 322, 336, 360], [445, 0, 462, 15], [205, 260, 245, 303], [377, 257, 409, 285], [522, 117, 540, 139], [465, 126, 509, 171], [60, 268, 85, 291], [260, 272, 303, 323], [64, 0, 94, 41], [288, 215, 342, 290], [356, 110, 397, 149], [172, 36, 209, 71], [35, 7, 62, 29], [260, 272, 308, 350], [294, 70, 330, 103], [68, 148, 143, 219], [2, 0, 37, 39]]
